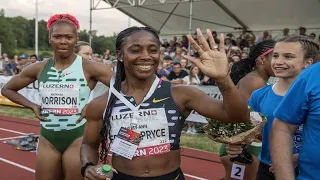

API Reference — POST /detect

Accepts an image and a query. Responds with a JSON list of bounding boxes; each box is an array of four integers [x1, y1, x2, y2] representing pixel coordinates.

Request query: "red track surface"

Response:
[[0, 115, 225, 180]]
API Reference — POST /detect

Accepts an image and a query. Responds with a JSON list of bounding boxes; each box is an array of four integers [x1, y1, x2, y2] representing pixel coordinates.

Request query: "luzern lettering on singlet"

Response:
[[105, 76, 186, 158], [38, 55, 91, 131]]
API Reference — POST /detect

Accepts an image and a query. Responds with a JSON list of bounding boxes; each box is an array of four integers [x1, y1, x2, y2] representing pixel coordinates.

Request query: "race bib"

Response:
[[39, 83, 80, 115], [231, 163, 245, 180], [110, 108, 170, 158]]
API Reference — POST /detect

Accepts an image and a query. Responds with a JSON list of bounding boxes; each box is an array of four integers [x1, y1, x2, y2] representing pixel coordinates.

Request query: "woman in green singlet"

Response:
[[220, 40, 276, 180], [1, 14, 113, 180]]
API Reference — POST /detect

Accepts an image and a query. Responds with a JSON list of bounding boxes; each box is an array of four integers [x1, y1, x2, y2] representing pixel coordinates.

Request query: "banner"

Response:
[[0, 76, 41, 107], [0, 75, 223, 122]]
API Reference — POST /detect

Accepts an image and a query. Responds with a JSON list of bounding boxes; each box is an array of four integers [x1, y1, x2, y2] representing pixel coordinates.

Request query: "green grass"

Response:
[[0, 105, 221, 153], [0, 105, 36, 120], [180, 133, 221, 153]]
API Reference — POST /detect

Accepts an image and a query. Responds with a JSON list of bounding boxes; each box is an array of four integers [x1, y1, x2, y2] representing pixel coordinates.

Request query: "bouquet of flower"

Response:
[[203, 106, 267, 164]]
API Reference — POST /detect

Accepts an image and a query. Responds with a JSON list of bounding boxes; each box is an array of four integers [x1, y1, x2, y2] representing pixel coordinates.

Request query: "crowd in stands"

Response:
[[0, 53, 39, 76]]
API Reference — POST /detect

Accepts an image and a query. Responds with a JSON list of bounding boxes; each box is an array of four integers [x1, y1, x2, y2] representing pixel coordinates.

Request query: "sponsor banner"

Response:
[[187, 85, 222, 123], [0, 76, 41, 107]]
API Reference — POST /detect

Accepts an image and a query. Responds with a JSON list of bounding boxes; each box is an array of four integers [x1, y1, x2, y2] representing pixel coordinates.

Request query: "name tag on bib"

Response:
[[110, 127, 141, 160], [110, 108, 170, 159], [39, 83, 80, 115]]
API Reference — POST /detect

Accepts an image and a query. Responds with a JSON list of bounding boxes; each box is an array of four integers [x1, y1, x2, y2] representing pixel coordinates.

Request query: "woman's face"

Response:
[[191, 66, 199, 75], [180, 59, 187, 68], [50, 24, 77, 58], [176, 47, 182, 54], [261, 52, 275, 77], [77, 45, 93, 60], [271, 42, 312, 79], [119, 31, 160, 80]]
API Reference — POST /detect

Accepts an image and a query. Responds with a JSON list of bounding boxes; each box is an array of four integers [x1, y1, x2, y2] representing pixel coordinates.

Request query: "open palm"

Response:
[[185, 29, 229, 81]]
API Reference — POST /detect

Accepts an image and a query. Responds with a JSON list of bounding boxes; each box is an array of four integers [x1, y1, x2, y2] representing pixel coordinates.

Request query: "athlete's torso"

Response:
[[38, 55, 91, 131], [106, 77, 186, 158]]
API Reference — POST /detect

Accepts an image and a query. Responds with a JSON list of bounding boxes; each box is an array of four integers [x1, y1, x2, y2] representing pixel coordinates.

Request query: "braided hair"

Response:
[[278, 35, 320, 63], [99, 26, 161, 163], [230, 40, 276, 85], [47, 14, 80, 34]]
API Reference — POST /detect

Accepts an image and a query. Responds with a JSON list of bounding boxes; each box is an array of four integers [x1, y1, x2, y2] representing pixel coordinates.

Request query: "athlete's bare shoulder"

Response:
[[238, 72, 266, 90], [18, 60, 48, 79], [86, 91, 109, 122]]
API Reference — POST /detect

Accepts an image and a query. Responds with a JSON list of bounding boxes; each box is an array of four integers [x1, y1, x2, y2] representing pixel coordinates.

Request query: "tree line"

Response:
[[0, 9, 116, 57]]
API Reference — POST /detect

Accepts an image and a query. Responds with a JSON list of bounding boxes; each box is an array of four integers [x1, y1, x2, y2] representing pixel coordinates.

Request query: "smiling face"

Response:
[[118, 31, 160, 80], [49, 23, 78, 58], [272, 42, 312, 79]]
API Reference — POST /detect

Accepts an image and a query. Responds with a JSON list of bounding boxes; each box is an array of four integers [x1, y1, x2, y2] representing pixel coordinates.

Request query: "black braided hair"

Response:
[[99, 26, 161, 163], [278, 35, 320, 63], [230, 40, 276, 85]]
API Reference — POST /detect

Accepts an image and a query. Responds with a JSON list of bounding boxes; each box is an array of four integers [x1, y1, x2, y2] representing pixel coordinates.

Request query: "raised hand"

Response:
[[185, 28, 229, 81]]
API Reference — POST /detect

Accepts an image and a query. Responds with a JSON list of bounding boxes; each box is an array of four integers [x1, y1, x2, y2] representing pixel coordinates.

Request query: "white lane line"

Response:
[[0, 128, 27, 135], [0, 135, 30, 141], [0, 157, 35, 173], [184, 173, 208, 180]]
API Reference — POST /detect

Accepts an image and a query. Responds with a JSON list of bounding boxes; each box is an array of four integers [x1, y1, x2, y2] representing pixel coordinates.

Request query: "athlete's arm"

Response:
[[270, 118, 298, 180], [173, 76, 249, 123], [81, 93, 108, 165], [1, 62, 42, 109]]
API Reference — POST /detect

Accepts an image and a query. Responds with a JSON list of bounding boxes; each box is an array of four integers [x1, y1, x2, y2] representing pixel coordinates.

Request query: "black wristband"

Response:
[[81, 162, 95, 177]]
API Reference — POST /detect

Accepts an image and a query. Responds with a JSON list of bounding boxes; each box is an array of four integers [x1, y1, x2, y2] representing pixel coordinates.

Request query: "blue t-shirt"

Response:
[[274, 63, 320, 180], [249, 85, 303, 165], [4, 63, 17, 75], [158, 66, 172, 78]]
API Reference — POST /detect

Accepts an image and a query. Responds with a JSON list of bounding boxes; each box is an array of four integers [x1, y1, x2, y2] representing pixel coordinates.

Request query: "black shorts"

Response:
[[256, 162, 275, 180], [112, 168, 185, 180], [256, 162, 300, 180]]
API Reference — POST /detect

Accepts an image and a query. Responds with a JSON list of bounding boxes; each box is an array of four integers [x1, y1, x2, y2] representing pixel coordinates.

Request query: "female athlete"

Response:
[[1, 14, 113, 180], [80, 27, 249, 180]]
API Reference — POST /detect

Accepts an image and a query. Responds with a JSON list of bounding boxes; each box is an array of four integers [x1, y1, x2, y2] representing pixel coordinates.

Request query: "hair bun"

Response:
[[46, 14, 80, 30]]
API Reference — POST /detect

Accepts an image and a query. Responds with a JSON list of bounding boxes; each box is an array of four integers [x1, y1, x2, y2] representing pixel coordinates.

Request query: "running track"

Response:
[[0, 115, 225, 180]]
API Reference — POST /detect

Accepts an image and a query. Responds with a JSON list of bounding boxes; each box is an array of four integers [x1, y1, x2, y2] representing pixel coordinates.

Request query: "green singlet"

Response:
[[38, 55, 91, 153]]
